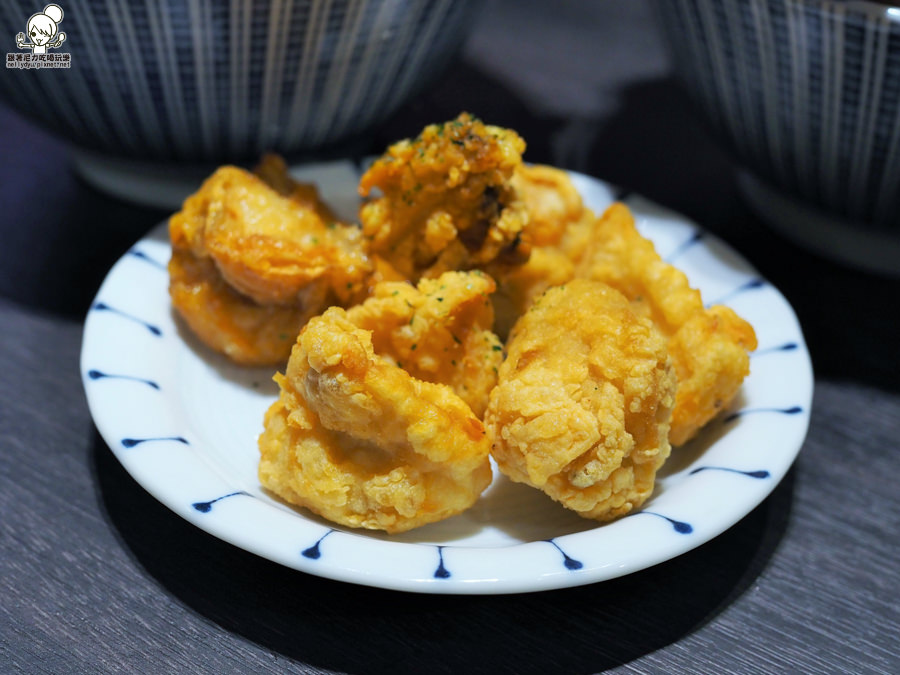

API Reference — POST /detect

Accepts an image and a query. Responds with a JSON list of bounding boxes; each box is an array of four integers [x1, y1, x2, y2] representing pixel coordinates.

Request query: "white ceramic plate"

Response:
[[81, 165, 813, 595]]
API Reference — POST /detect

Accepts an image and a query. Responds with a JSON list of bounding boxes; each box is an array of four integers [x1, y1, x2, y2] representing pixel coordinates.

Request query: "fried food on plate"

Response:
[[258, 306, 492, 533], [510, 163, 594, 250], [484, 279, 676, 522], [358, 113, 531, 281], [168, 248, 328, 366], [251, 153, 336, 213], [168, 159, 372, 364], [489, 164, 595, 339], [576, 202, 757, 445], [344, 270, 503, 418], [488, 246, 575, 341], [171, 161, 371, 307]]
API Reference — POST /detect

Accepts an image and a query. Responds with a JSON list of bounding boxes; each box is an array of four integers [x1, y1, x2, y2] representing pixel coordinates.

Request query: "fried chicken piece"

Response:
[[576, 203, 757, 445], [511, 163, 593, 248], [171, 163, 371, 307], [168, 248, 327, 366], [252, 153, 336, 216], [344, 271, 502, 418], [258, 306, 493, 533], [168, 160, 372, 364], [488, 247, 575, 341], [358, 113, 531, 281], [484, 279, 676, 521], [488, 165, 595, 339]]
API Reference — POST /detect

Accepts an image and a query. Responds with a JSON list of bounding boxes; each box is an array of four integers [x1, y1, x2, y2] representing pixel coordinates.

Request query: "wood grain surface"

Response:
[[1, 1, 898, 673]]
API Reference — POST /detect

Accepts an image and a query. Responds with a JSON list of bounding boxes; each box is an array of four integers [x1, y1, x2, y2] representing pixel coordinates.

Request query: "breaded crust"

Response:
[[358, 112, 531, 281], [258, 305, 493, 533], [576, 203, 757, 445], [345, 270, 502, 418], [485, 279, 676, 521]]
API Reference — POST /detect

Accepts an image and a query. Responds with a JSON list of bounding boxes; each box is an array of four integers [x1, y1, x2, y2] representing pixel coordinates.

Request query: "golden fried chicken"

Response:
[[575, 203, 757, 445], [510, 163, 593, 248], [171, 162, 371, 306], [488, 164, 595, 338], [258, 306, 493, 533], [168, 159, 372, 364], [488, 247, 575, 341], [484, 279, 676, 521], [168, 248, 327, 366], [358, 113, 531, 281], [252, 153, 336, 216], [344, 270, 503, 418]]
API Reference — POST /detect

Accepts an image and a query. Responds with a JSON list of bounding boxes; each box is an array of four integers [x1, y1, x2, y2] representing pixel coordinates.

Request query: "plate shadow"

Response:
[[92, 432, 793, 674]]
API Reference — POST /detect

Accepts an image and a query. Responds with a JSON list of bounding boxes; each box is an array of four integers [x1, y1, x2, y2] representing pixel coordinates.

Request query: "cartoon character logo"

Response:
[[16, 4, 66, 54]]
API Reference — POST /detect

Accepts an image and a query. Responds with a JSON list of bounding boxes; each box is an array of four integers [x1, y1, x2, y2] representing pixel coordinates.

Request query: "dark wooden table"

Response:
[[2, 1, 898, 672]]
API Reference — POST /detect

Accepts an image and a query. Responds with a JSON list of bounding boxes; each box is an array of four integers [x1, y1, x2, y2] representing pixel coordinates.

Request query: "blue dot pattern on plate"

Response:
[[690, 467, 770, 479], [752, 342, 799, 357], [87, 369, 159, 390], [664, 230, 705, 264], [191, 491, 250, 514], [546, 540, 584, 571], [301, 531, 335, 561], [85, 238, 800, 576], [91, 301, 162, 336], [706, 278, 766, 308], [128, 248, 167, 270], [638, 512, 695, 535], [121, 436, 189, 449], [434, 546, 452, 579], [724, 405, 804, 425]]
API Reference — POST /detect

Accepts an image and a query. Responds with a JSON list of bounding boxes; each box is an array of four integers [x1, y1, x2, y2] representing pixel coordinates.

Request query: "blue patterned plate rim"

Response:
[[80, 166, 813, 595]]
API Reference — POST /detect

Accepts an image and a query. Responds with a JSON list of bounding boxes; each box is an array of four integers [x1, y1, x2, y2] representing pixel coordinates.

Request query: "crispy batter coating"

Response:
[[344, 271, 503, 418], [168, 248, 327, 366], [485, 279, 676, 521], [258, 306, 493, 533], [252, 153, 337, 213], [171, 162, 370, 306], [168, 158, 372, 364], [163, 117, 759, 535], [576, 203, 757, 445], [488, 247, 575, 341], [511, 163, 593, 248], [489, 165, 595, 338], [358, 113, 531, 281]]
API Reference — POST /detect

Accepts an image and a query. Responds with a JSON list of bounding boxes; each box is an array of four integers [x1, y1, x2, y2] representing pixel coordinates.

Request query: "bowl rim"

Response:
[[811, 0, 900, 21]]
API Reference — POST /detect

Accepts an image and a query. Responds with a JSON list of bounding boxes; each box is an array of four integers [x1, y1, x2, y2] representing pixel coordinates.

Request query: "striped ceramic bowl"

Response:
[[650, 0, 900, 272], [0, 0, 478, 162]]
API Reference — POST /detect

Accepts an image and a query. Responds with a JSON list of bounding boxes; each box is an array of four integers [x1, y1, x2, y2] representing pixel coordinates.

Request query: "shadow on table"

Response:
[[0, 105, 167, 318], [93, 434, 793, 675]]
